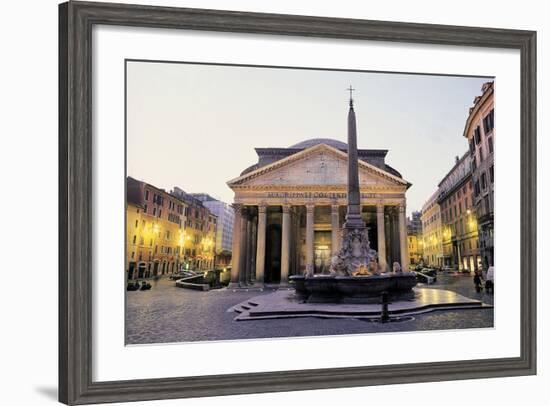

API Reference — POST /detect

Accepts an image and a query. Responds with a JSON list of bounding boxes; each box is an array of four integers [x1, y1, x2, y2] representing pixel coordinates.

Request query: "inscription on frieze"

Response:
[[265, 192, 379, 199]]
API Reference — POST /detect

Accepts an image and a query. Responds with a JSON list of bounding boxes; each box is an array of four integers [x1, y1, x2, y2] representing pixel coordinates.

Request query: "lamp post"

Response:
[[151, 222, 160, 277]]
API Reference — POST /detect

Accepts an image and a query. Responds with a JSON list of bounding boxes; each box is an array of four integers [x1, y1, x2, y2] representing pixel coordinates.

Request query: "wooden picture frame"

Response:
[[59, 1, 536, 404]]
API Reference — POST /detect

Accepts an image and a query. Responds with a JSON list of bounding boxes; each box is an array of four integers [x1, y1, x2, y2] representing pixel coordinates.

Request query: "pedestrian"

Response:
[[473, 270, 482, 293], [485, 266, 494, 293]]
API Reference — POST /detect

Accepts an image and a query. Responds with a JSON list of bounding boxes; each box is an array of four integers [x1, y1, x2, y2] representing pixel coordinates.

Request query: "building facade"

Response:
[[421, 190, 443, 267], [437, 153, 480, 271], [407, 211, 423, 266], [125, 177, 219, 280], [170, 187, 217, 272], [126, 177, 188, 279], [464, 81, 495, 272], [191, 193, 234, 268], [226, 138, 411, 287]]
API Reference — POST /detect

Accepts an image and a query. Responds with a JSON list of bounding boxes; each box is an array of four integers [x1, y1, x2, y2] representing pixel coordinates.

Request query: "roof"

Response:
[[228, 142, 410, 188], [290, 138, 348, 149], [437, 151, 470, 188], [240, 138, 400, 177]]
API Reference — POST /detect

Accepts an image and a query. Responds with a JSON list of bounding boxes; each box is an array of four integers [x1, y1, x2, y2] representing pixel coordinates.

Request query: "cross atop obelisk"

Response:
[[344, 86, 366, 229], [347, 85, 355, 107]]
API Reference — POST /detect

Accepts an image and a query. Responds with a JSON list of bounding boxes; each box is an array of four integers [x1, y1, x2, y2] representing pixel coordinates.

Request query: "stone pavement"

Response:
[[229, 286, 490, 321], [126, 272, 493, 344]]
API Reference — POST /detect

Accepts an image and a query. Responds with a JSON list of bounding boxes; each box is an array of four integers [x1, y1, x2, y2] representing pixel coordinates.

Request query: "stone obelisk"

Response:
[[329, 86, 376, 276], [344, 87, 366, 230]]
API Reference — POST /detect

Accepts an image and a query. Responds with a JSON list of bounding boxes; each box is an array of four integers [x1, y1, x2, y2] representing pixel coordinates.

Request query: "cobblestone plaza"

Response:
[[126, 273, 493, 344]]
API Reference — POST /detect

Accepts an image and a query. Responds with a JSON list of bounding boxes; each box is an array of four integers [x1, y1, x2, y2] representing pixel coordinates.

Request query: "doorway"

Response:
[[264, 223, 282, 283], [314, 231, 332, 274]]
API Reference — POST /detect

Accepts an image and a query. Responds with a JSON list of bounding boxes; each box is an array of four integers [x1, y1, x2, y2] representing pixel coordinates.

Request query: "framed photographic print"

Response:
[[59, 1, 536, 404]]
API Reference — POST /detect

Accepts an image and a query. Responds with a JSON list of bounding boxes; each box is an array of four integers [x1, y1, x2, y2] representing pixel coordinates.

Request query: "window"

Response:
[[135, 220, 138, 228], [483, 109, 495, 134], [132, 235, 136, 244], [489, 165, 494, 183], [144, 204, 148, 214], [474, 181, 481, 197], [488, 136, 493, 154], [153, 207, 156, 216], [145, 190, 149, 200], [481, 172, 487, 190], [479, 146, 484, 162], [158, 209, 162, 218], [474, 126, 481, 144], [153, 194, 163, 206]]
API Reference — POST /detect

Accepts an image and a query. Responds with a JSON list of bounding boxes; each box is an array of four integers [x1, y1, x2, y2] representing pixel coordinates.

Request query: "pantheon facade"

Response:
[[227, 139, 411, 287]]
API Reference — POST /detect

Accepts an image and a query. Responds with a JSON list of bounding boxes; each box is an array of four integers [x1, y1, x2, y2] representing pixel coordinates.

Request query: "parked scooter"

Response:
[[127, 281, 140, 291]]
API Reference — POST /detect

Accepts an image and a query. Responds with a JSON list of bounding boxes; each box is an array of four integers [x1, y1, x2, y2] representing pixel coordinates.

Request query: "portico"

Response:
[[227, 141, 411, 288]]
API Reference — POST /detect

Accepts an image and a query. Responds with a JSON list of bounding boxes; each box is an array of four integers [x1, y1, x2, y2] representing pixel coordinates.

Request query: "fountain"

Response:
[[290, 87, 417, 303]]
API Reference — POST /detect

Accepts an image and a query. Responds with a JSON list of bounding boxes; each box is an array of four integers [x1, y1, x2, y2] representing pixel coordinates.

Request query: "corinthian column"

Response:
[[243, 214, 253, 284], [398, 204, 409, 272], [238, 206, 248, 286], [305, 204, 315, 277], [228, 204, 242, 288], [254, 205, 267, 287], [280, 205, 291, 287], [377, 203, 387, 272]]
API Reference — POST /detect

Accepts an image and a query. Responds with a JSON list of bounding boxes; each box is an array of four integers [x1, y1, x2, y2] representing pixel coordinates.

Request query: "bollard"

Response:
[[380, 291, 390, 323]]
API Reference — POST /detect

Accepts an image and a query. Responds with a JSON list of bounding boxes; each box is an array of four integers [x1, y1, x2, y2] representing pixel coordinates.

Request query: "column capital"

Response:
[[282, 204, 291, 214], [306, 203, 315, 213], [377, 202, 385, 213], [398, 204, 406, 213], [331, 203, 339, 212], [240, 205, 250, 217], [257, 204, 267, 214]]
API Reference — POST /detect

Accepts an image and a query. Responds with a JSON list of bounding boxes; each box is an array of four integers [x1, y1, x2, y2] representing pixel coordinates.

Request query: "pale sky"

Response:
[[127, 61, 491, 216]]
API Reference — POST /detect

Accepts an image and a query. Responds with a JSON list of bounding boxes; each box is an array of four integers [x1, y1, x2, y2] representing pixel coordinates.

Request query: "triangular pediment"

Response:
[[227, 143, 408, 189]]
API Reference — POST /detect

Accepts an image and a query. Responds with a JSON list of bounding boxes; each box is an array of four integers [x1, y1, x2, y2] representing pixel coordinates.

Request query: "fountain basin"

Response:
[[290, 273, 417, 303]]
